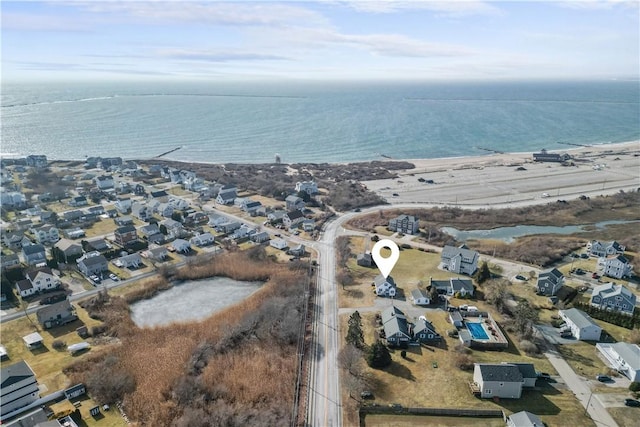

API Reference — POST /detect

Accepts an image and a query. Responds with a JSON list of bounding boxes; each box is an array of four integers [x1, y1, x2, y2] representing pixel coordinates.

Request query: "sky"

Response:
[[2, 0, 639, 81]]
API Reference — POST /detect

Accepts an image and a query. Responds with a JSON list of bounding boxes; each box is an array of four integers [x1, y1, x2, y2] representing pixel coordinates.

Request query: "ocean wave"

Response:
[[403, 97, 639, 104]]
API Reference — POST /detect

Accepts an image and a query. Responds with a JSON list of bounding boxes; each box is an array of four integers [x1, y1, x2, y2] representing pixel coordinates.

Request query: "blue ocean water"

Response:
[[1, 80, 638, 164]]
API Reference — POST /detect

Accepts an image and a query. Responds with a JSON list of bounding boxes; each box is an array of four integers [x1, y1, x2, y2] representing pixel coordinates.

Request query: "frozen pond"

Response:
[[442, 220, 638, 243], [130, 277, 262, 328]]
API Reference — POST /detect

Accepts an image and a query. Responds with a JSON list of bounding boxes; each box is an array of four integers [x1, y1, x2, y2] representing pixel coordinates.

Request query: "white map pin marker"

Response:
[[371, 239, 400, 279]]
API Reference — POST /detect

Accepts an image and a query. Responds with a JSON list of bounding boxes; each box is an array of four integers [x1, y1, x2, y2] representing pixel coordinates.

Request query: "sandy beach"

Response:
[[363, 141, 640, 207]]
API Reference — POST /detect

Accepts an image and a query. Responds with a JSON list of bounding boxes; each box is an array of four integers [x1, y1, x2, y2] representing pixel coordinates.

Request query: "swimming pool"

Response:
[[466, 322, 489, 340]]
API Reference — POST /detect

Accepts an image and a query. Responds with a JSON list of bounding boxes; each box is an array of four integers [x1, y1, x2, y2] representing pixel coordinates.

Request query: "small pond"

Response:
[[130, 277, 262, 328], [442, 220, 638, 243]]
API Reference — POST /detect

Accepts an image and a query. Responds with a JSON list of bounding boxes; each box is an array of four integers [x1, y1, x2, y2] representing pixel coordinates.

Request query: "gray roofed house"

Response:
[[86, 238, 110, 252], [77, 254, 108, 277], [536, 267, 564, 296], [599, 254, 633, 279], [449, 310, 463, 328], [54, 238, 84, 263], [117, 253, 142, 269], [596, 342, 640, 382], [1, 253, 21, 270], [283, 210, 305, 228], [0, 360, 39, 416], [504, 362, 537, 388], [590, 282, 636, 315], [388, 214, 419, 235], [374, 274, 396, 297], [430, 277, 474, 297], [473, 363, 523, 399], [250, 231, 270, 244], [381, 306, 411, 347], [506, 411, 544, 427], [22, 244, 46, 266], [441, 245, 478, 275], [588, 240, 625, 258], [411, 288, 431, 306], [357, 252, 373, 267], [36, 300, 77, 329], [558, 308, 602, 341], [216, 188, 237, 205], [285, 195, 305, 210], [413, 318, 440, 343]]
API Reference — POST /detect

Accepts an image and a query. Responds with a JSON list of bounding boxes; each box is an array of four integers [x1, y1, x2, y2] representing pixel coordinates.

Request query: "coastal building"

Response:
[[587, 240, 625, 258], [77, 254, 109, 277], [26, 267, 60, 292], [285, 195, 305, 211], [22, 244, 47, 266], [388, 214, 420, 235], [295, 180, 318, 195], [532, 149, 571, 163], [411, 288, 431, 306], [30, 224, 60, 244], [283, 210, 305, 229], [25, 154, 48, 168], [37, 300, 77, 329], [536, 268, 564, 296], [590, 282, 636, 315], [373, 274, 397, 297], [381, 306, 411, 348], [114, 225, 138, 246], [430, 277, 475, 297], [506, 411, 544, 427], [558, 308, 602, 341], [598, 254, 633, 279], [95, 175, 115, 190], [440, 245, 478, 276], [54, 239, 84, 263], [413, 317, 441, 343], [357, 252, 373, 267]]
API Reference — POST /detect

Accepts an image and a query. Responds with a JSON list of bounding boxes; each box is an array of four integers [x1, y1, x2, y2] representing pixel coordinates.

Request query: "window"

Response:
[[499, 382, 504, 387], [485, 389, 492, 395]]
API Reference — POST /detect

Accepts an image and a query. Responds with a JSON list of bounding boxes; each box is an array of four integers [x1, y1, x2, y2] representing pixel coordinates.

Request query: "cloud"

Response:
[[1, 11, 94, 32], [158, 48, 291, 62], [556, 0, 639, 10], [332, 0, 503, 16]]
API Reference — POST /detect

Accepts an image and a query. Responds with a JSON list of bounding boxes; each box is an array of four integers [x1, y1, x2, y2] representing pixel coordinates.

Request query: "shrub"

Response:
[[454, 343, 471, 354], [52, 340, 66, 351], [455, 353, 475, 371], [630, 382, 640, 392], [366, 341, 392, 369], [519, 339, 538, 355], [400, 350, 407, 359]]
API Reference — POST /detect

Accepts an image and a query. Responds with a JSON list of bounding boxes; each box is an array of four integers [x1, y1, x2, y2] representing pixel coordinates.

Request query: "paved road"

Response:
[[544, 345, 619, 427]]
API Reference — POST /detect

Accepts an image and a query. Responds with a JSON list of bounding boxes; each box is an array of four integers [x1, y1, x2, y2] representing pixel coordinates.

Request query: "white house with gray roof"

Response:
[[441, 245, 478, 275], [373, 274, 397, 297], [587, 240, 625, 258], [430, 277, 475, 297], [381, 306, 411, 348], [558, 308, 602, 341], [590, 282, 636, 315], [598, 254, 633, 279], [506, 411, 544, 427], [473, 363, 523, 399], [388, 214, 419, 235], [595, 342, 640, 382]]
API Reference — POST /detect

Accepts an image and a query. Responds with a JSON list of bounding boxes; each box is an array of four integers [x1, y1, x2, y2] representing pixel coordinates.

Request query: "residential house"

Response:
[[0, 191, 27, 208], [15, 280, 35, 298], [185, 212, 209, 226], [598, 254, 633, 279], [242, 200, 262, 216], [381, 306, 411, 348], [373, 274, 397, 297], [0, 360, 39, 416], [22, 244, 47, 266], [267, 210, 286, 224], [63, 210, 84, 222], [411, 288, 431, 306], [26, 154, 48, 168], [183, 176, 207, 192], [2, 231, 25, 250], [506, 362, 538, 388], [115, 197, 132, 213], [449, 310, 464, 328], [146, 246, 169, 262], [532, 149, 570, 163], [283, 210, 306, 229], [558, 308, 602, 341], [160, 218, 184, 239], [250, 231, 270, 244], [190, 232, 215, 247], [77, 255, 108, 277], [87, 205, 105, 216], [171, 239, 191, 254], [412, 317, 441, 343], [231, 224, 256, 241], [217, 221, 241, 234], [117, 253, 142, 269], [357, 252, 373, 267], [441, 245, 479, 275], [106, 208, 118, 218], [54, 239, 83, 263], [587, 240, 625, 258], [31, 224, 60, 244], [114, 215, 134, 226], [285, 195, 305, 211], [36, 300, 77, 329], [506, 411, 544, 427], [64, 227, 85, 240], [26, 267, 60, 292], [95, 175, 114, 190], [156, 202, 174, 218], [99, 157, 122, 170], [169, 196, 190, 210], [131, 202, 152, 222], [430, 277, 475, 297], [288, 244, 306, 257], [302, 219, 315, 232], [1, 253, 21, 270], [39, 210, 56, 224], [270, 238, 288, 250], [85, 238, 110, 252], [295, 180, 318, 195], [590, 282, 636, 315], [595, 342, 640, 382], [473, 363, 523, 399], [69, 196, 88, 207], [139, 224, 162, 240], [388, 214, 420, 235], [536, 268, 564, 296], [114, 225, 138, 246], [216, 188, 237, 205]]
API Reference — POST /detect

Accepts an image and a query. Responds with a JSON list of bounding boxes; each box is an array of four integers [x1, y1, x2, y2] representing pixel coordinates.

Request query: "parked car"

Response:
[[392, 193, 399, 197], [360, 391, 374, 399], [592, 273, 600, 279], [109, 273, 119, 281], [624, 398, 640, 407], [596, 374, 612, 382], [580, 253, 589, 259], [541, 192, 550, 198], [536, 372, 552, 380], [515, 275, 527, 281]]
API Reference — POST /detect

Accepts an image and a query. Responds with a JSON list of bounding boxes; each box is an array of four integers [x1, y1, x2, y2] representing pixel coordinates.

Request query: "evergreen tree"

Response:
[[346, 311, 365, 349], [475, 261, 491, 284], [366, 340, 392, 369]]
